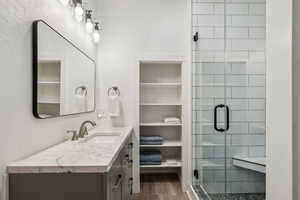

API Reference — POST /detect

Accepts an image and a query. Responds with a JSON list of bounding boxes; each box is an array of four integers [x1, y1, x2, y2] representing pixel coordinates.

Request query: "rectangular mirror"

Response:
[[32, 20, 96, 119]]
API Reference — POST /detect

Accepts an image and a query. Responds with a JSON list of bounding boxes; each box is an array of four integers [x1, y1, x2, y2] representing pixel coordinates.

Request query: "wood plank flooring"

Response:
[[133, 174, 189, 200]]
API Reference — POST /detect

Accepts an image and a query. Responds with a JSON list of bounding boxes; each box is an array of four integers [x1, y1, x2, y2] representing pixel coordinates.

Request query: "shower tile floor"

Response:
[[194, 185, 265, 200]]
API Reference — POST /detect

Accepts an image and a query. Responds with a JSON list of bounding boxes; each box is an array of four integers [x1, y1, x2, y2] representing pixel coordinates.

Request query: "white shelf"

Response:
[[140, 123, 182, 127], [140, 102, 182, 106], [140, 82, 181, 87], [38, 81, 60, 85], [38, 100, 60, 104], [140, 161, 182, 168], [140, 141, 182, 147]]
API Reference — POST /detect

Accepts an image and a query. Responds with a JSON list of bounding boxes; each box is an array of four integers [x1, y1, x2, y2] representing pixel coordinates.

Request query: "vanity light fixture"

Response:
[[73, 0, 84, 22], [93, 22, 100, 43], [85, 10, 94, 33], [59, 0, 70, 6]]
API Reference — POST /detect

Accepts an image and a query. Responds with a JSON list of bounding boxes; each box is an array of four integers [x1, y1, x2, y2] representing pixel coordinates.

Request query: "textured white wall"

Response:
[[96, 0, 186, 192], [0, 0, 98, 199]]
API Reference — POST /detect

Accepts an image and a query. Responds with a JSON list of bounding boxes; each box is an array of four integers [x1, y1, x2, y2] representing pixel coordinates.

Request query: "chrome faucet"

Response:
[[78, 120, 97, 138]]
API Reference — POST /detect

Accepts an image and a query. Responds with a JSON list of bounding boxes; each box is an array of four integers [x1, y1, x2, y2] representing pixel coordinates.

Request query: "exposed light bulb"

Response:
[[74, 3, 84, 22], [86, 19, 94, 33], [93, 30, 100, 43], [93, 22, 100, 43], [59, 0, 69, 6], [85, 10, 93, 33]]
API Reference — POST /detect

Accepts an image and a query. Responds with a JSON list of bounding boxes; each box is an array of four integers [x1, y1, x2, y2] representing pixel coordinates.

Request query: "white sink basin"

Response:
[[83, 131, 122, 143]]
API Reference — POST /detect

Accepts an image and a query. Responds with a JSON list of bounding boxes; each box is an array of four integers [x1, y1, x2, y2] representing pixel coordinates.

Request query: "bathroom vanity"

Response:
[[7, 127, 133, 200]]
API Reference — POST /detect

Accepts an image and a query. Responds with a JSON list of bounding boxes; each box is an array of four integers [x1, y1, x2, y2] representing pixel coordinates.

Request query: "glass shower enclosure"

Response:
[[191, 0, 266, 199]]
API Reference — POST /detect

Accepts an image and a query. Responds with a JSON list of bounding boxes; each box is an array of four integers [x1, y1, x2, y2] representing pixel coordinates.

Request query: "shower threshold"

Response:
[[193, 185, 265, 200]]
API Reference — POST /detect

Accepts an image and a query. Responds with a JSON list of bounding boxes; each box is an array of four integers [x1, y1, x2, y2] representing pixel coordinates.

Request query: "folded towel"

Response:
[[140, 136, 163, 142], [140, 136, 163, 145], [140, 161, 162, 165], [140, 151, 162, 162], [164, 117, 181, 124], [140, 141, 163, 145]]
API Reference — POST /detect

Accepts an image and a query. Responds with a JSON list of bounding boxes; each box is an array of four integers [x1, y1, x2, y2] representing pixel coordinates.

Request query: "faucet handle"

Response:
[[67, 130, 78, 141]]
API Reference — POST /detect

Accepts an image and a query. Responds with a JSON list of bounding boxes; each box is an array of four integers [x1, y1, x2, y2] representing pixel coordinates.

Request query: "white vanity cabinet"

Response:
[[8, 134, 133, 200]]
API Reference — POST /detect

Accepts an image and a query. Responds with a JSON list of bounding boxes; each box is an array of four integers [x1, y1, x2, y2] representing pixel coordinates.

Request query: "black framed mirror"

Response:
[[32, 20, 96, 119]]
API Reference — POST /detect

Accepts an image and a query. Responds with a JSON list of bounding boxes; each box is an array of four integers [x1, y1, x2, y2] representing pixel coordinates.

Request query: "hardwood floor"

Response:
[[133, 174, 189, 200]]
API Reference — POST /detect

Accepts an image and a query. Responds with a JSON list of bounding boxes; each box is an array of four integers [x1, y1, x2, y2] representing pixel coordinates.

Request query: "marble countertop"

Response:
[[7, 126, 133, 174]]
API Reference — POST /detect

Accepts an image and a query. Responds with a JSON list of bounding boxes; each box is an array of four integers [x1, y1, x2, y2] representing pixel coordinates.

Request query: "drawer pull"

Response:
[[112, 174, 123, 190]]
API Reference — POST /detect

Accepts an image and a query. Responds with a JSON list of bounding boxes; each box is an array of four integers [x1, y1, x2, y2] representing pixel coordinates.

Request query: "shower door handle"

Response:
[[214, 104, 225, 132], [225, 105, 230, 131]]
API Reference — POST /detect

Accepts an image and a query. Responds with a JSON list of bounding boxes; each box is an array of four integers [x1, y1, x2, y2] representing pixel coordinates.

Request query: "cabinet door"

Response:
[[110, 174, 123, 200], [122, 138, 133, 200], [108, 151, 123, 200]]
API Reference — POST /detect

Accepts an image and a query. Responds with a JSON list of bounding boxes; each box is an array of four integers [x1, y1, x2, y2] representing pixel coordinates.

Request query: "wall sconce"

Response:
[[73, 0, 84, 22], [85, 10, 94, 33], [93, 22, 100, 43]]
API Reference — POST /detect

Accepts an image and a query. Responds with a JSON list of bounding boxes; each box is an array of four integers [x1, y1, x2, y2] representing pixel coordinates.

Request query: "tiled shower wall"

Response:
[[192, 0, 266, 194]]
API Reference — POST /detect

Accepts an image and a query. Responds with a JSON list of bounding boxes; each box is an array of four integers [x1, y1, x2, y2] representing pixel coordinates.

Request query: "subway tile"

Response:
[[231, 39, 265, 51], [232, 86, 265, 98], [214, 3, 225, 15], [249, 98, 265, 110], [230, 146, 249, 157], [194, 27, 214, 38], [198, 39, 225, 50], [246, 62, 266, 75], [214, 169, 226, 182], [249, 3, 266, 15], [227, 75, 248, 86], [249, 146, 265, 157], [249, 122, 265, 134], [227, 122, 248, 134], [249, 51, 266, 62], [249, 27, 266, 38], [226, 51, 249, 61], [231, 15, 266, 27], [227, 27, 249, 38], [231, 135, 265, 145], [193, 3, 214, 15], [202, 169, 215, 182], [249, 75, 265, 86], [197, 15, 225, 26], [227, 99, 248, 110], [226, 3, 249, 15], [228, 168, 249, 182]]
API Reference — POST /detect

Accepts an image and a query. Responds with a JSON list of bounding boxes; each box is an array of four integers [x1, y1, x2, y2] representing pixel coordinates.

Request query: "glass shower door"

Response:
[[192, 0, 230, 198], [192, 61, 230, 198], [192, 0, 267, 199]]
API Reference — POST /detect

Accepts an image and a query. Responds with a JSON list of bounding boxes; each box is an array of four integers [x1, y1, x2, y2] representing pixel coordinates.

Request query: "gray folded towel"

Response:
[[140, 151, 162, 162], [140, 141, 163, 145], [140, 161, 161, 165], [140, 136, 163, 142]]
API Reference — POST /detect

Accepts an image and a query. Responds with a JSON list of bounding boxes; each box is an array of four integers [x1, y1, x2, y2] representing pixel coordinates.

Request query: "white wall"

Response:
[[96, 0, 186, 192], [266, 0, 293, 199], [0, 0, 98, 199]]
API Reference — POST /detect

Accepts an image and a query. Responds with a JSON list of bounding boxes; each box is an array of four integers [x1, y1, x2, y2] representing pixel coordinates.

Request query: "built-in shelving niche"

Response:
[[139, 61, 183, 176]]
